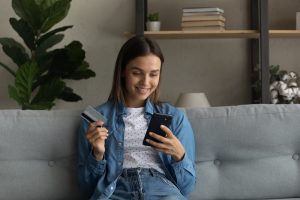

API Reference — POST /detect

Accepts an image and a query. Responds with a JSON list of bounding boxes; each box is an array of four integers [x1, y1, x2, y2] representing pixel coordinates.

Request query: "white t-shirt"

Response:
[[122, 107, 164, 173]]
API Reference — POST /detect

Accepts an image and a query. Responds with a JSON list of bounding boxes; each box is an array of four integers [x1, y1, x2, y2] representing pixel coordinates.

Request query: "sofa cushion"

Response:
[[0, 109, 81, 200], [186, 105, 300, 200]]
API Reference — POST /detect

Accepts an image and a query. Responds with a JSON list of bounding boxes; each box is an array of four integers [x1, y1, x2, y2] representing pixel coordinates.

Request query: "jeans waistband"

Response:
[[122, 168, 161, 178]]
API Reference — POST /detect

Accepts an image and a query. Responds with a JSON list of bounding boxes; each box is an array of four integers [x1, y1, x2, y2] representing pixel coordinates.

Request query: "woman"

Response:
[[78, 36, 196, 200]]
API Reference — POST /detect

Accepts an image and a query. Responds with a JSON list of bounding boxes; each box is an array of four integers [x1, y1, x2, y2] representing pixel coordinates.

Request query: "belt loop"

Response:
[[122, 168, 127, 177], [149, 168, 155, 176]]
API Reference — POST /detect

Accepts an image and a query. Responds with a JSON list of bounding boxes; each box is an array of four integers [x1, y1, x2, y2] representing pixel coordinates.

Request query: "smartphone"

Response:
[[143, 113, 173, 146], [81, 106, 107, 125]]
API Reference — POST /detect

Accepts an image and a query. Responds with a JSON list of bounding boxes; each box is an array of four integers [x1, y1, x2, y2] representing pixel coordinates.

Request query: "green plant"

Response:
[[148, 12, 159, 21], [0, 0, 95, 110]]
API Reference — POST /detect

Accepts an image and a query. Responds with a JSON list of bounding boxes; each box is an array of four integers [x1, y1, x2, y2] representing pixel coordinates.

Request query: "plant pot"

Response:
[[146, 21, 161, 31]]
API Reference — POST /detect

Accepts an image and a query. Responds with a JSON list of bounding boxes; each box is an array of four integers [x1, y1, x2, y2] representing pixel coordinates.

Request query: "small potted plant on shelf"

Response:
[[146, 12, 161, 31]]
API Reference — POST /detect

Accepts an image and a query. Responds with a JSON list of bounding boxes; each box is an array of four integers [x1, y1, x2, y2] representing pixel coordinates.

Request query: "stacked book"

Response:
[[181, 7, 225, 31]]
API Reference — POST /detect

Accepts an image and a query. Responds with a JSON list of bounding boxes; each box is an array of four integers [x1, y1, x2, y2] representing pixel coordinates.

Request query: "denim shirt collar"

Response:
[[116, 98, 154, 117]]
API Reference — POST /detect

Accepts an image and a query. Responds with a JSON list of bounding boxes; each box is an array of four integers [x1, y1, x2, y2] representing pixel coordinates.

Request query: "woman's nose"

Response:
[[141, 75, 149, 84]]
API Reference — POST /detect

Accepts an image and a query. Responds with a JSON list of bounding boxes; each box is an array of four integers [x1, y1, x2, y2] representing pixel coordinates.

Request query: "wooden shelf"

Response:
[[269, 30, 300, 38], [126, 30, 300, 39], [125, 30, 259, 39]]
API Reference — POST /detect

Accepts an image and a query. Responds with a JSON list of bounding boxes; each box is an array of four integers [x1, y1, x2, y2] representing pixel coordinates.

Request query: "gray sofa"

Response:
[[0, 104, 299, 200]]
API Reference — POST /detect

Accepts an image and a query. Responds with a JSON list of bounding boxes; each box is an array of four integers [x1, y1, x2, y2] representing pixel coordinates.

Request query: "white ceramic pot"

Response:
[[146, 21, 161, 31]]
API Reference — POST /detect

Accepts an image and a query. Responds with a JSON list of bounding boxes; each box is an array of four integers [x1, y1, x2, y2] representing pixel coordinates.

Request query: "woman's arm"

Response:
[[78, 120, 107, 198], [146, 109, 196, 197]]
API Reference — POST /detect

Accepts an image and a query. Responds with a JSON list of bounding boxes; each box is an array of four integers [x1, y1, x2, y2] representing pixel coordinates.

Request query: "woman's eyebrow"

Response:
[[130, 67, 160, 73]]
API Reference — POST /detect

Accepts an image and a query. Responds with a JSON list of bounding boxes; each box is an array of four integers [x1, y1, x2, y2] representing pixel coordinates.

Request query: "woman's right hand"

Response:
[[86, 120, 109, 160]]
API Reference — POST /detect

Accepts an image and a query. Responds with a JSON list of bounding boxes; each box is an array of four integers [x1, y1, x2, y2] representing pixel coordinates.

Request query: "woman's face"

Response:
[[123, 54, 161, 108]]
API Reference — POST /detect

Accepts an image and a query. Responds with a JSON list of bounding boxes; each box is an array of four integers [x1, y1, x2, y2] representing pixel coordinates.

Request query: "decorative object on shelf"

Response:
[[0, 0, 95, 110], [296, 12, 300, 30], [146, 12, 161, 31], [175, 92, 210, 108], [181, 7, 225, 31], [269, 65, 300, 104]]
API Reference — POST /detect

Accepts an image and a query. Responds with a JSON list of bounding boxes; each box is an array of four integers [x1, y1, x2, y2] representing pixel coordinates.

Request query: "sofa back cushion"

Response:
[[186, 105, 300, 200], [0, 109, 81, 200]]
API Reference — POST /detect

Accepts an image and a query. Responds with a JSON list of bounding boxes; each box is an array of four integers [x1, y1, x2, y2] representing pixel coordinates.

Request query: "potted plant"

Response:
[[0, 0, 95, 110], [146, 12, 161, 31]]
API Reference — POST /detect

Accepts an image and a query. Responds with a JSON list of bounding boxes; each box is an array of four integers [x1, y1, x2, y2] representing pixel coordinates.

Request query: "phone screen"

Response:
[[143, 113, 173, 146]]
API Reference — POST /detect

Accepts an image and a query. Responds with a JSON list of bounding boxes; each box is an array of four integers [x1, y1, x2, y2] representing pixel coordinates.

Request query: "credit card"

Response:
[[81, 105, 107, 124]]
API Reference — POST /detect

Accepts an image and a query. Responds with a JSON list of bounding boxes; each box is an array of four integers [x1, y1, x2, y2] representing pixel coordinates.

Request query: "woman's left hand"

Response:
[[146, 125, 186, 162]]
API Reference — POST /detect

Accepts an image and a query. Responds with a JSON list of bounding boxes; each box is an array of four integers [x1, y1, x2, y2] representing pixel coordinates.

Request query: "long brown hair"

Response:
[[108, 36, 164, 104]]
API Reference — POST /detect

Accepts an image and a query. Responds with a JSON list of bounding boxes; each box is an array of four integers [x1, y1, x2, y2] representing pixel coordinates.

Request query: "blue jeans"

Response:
[[109, 168, 186, 200]]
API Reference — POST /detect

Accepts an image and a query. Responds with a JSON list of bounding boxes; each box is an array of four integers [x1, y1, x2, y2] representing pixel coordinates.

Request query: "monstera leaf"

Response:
[[12, 0, 71, 33]]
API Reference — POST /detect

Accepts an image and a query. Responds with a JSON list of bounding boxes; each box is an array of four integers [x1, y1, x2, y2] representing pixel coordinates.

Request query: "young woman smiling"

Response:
[[78, 36, 196, 200]]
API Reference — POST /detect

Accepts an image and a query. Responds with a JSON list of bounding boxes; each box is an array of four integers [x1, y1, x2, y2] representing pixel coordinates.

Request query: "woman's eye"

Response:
[[132, 71, 141, 75], [150, 73, 159, 77]]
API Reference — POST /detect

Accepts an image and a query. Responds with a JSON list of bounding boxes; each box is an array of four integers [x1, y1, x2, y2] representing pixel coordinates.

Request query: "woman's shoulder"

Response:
[[94, 101, 115, 114], [155, 102, 184, 118]]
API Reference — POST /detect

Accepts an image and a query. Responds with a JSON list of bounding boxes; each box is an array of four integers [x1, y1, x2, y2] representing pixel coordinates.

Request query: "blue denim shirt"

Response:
[[78, 99, 196, 200]]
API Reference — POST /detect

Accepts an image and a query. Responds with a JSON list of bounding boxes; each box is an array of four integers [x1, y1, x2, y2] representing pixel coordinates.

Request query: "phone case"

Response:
[[143, 113, 173, 146]]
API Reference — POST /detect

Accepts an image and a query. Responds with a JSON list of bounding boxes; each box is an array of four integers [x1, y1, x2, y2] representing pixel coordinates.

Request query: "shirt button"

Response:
[[118, 142, 122, 146], [110, 186, 114, 190], [118, 162, 122, 166]]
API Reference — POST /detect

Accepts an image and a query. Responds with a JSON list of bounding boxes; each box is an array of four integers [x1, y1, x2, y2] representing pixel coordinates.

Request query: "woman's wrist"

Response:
[[93, 149, 104, 161]]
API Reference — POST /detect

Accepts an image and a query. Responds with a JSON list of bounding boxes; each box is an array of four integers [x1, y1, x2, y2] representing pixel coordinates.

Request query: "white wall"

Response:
[[0, 0, 300, 109]]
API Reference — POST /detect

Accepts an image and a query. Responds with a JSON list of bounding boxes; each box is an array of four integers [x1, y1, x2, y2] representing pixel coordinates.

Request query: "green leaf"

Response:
[[58, 86, 82, 102], [65, 61, 96, 80], [9, 18, 35, 50], [0, 37, 29, 67], [269, 65, 280, 75], [22, 101, 55, 110], [36, 34, 64, 55], [38, 25, 73, 45], [8, 62, 38, 105], [12, 0, 42, 32], [0, 61, 16, 77], [40, 0, 71, 33], [12, 0, 71, 33], [31, 77, 65, 104], [8, 85, 22, 105], [65, 41, 85, 65], [49, 41, 85, 77]]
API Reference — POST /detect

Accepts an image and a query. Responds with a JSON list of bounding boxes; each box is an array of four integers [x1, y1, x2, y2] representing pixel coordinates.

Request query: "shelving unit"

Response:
[[133, 0, 296, 104]]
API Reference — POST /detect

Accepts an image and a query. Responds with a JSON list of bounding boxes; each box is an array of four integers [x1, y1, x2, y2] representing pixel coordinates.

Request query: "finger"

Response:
[[149, 132, 169, 143], [89, 131, 108, 143], [86, 128, 108, 140], [146, 138, 169, 149], [160, 125, 174, 138], [152, 145, 176, 157]]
